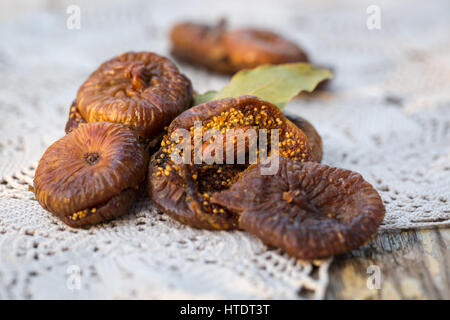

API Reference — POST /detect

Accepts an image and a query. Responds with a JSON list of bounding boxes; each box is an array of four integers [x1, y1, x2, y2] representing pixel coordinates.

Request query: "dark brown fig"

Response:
[[34, 122, 148, 227], [286, 115, 323, 162], [148, 95, 313, 230], [170, 20, 235, 74], [74, 51, 192, 140], [223, 28, 308, 70], [211, 157, 385, 260]]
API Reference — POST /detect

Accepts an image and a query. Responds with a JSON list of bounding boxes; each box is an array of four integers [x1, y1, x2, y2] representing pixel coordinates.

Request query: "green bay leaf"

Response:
[[193, 90, 219, 106], [193, 63, 332, 109]]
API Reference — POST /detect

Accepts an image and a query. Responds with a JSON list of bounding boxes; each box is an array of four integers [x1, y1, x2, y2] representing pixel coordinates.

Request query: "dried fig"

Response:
[[286, 115, 322, 162], [34, 122, 148, 227], [170, 21, 309, 74], [73, 51, 193, 140], [223, 28, 308, 70], [65, 99, 166, 153], [170, 20, 235, 74], [211, 157, 385, 259], [148, 95, 313, 230]]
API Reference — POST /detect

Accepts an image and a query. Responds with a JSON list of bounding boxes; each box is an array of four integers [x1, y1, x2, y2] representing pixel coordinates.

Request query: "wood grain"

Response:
[[326, 227, 449, 299]]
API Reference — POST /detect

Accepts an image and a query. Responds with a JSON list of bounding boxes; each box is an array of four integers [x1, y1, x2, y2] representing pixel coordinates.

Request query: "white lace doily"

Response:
[[0, 0, 449, 299]]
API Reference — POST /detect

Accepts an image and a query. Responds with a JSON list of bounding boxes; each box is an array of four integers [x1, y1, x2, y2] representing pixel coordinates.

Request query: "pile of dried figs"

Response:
[[34, 49, 385, 260], [35, 52, 193, 227]]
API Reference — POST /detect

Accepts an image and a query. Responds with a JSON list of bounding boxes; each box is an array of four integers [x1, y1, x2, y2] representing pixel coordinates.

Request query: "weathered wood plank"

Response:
[[326, 227, 450, 299]]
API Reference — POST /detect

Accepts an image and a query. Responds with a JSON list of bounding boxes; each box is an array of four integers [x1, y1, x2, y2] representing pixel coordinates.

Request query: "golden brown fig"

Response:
[[75, 51, 192, 140], [170, 21, 309, 74], [65, 99, 165, 153], [223, 29, 308, 70], [148, 95, 313, 230], [34, 122, 148, 227], [286, 115, 323, 162], [170, 20, 235, 74], [211, 157, 385, 259]]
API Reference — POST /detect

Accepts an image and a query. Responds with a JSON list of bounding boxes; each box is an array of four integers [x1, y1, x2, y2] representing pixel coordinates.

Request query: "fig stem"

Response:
[[283, 190, 320, 214], [127, 63, 150, 90]]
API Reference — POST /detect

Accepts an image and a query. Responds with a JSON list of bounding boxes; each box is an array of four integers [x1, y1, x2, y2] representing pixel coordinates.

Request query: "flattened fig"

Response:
[[75, 52, 192, 140], [34, 122, 148, 227], [223, 28, 308, 70], [170, 20, 309, 74], [148, 96, 313, 230], [211, 157, 385, 259]]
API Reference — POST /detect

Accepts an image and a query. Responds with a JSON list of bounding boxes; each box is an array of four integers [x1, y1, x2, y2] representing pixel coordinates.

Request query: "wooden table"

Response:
[[326, 227, 449, 299]]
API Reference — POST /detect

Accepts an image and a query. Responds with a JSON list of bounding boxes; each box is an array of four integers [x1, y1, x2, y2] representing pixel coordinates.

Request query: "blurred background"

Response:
[[1, 0, 449, 100]]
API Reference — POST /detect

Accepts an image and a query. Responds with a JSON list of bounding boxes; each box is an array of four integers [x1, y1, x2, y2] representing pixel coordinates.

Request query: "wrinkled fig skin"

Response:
[[148, 153, 240, 230], [223, 29, 308, 71], [211, 157, 385, 259], [65, 100, 165, 153], [64, 189, 136, 228], [34, 122, 148, 228], [286, 115, 323, 163], [65, 100, 86, 134], [170, 21, 308, 74], [76, 52, 193, 140], [148, 95, 313, 230]]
